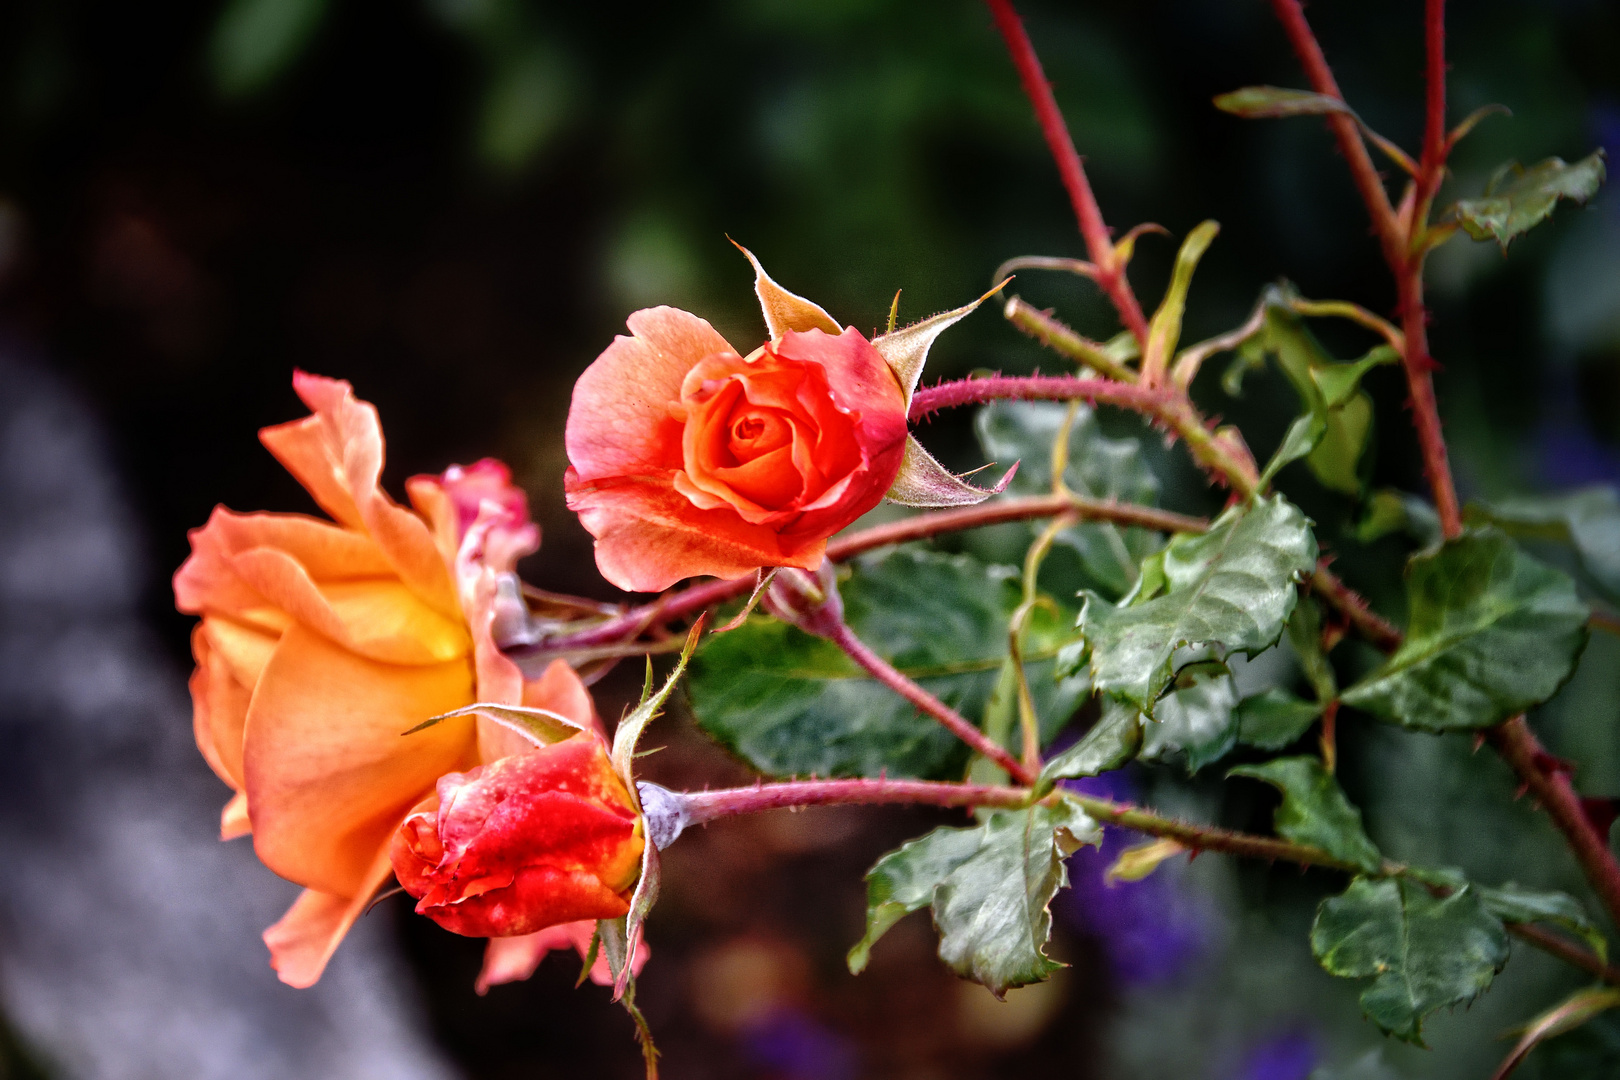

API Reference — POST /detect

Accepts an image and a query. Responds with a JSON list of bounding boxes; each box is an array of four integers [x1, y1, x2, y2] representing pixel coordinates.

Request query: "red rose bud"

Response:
[[390, 733, 645, 938]]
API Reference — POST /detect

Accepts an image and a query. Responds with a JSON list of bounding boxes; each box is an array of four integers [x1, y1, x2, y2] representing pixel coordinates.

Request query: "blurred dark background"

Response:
[[0, 1, 1617, 1078]]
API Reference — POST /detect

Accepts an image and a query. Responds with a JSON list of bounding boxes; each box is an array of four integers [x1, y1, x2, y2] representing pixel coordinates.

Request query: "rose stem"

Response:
[[674, 776, 1616, 983], [526, 494, 1206, 655], [1267, 0, 1620, 932], [819, 618, 1039, 786], [984, 0, 1151, 351]]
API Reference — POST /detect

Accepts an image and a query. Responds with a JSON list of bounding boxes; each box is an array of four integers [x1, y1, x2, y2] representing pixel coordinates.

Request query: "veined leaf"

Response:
[[1039, 697, 1143, 787], [1469, 487, 1620, 605], [1452, 150, 1607, 249], [1311, 877, 1509, 1045], [1139, 668, 1240, 773], [1341, 528, 1589, 731], [1480, 883, 1608, 962], [976, 401, 1162, 600], [1069, 495, 1316, 713], [1234, 688, 1322, 750], [689, 549, 1089, 779], [1238, 294, 1396, 495], [1229, 756, 1382, 873], [848, 800, 1098, 996]]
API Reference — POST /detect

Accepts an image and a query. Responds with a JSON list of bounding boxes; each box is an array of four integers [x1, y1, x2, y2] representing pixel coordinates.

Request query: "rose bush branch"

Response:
[[1268, 0, 1461, 536], [1266, 0, 1620, 933], [672, 777, 1618, 984], [985, 0, 1151, 351], [765, 567, 1039, 786], [515, 492, 1208, 663]]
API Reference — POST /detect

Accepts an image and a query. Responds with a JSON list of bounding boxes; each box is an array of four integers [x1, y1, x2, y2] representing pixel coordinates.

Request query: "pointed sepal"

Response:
[[873, 279, 1009, 407], [731, 240, 840, 339], [403, 703, 587, 746], [884, 434, 1017, 508]]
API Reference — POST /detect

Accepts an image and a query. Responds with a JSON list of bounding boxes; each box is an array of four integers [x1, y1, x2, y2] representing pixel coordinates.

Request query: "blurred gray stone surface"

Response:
[[0, 352, 460, 1080]]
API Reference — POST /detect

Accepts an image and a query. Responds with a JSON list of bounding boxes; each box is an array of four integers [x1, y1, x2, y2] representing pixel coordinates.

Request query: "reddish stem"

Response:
[[679, 778, 1036, 825], [909, 374, 1169, 422], [1265, 0, 1404, 266], [1267, 0, 1462, 539], [1490, 716, 1620, 930], [985, 0, 1151, 348], [822, 618, 1038, 786]]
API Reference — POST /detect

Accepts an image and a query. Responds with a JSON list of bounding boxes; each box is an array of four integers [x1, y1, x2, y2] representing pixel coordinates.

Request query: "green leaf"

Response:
[[1039, 698, 1143, 786], [689, 549, 1089, 779], [1235, 688, 1322, 750], [1341, 528, 1590, 731], [1452, 150, 1607, 249], [1287, 596, 1338, 705], [1145, 220, 1220, 366], [1311, 877, 1510, 1044], [1480, 883, 1609, 962], [849, 801, 1099, 996], [1470, 487, 1620, 605], [1140, 668, 1240, 773], [1229, 756, 1382, 872], [1238, 297, 1395, 495], [975, 401, 1162, 599], [1214, 86, 1353, 120], [1070, 495, 1317, 713], [209, 0, 328, 99]]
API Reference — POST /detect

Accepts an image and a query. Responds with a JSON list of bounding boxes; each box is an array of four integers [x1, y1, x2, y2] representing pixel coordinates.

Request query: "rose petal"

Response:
[[191, 623, 253, 790], [566, 471, 824, 592], [262, 845, 395, 989], [221, 790, 251, 840], [244, 623, 476, 896], [566, 307, 736, 483]]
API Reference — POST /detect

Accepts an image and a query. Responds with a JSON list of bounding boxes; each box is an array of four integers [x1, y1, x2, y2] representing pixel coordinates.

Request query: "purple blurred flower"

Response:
[[737, 1008, 859, 1080], [1232, 1029, 1318, 1080], [1054, 771, 1216, 987]]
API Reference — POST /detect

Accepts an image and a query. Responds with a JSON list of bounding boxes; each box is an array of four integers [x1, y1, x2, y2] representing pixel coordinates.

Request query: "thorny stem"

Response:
[[1268, 0, 1462, 537], [516, 494, 1209, 664], [674, 778, 1615, 981], [1002, 296, 1138, 383], [1266, 0, 1620, 938], [821, 618, 1039, 786], [985, 0, 1152, 349], [1265, 0, 1404, 264], [1506, 922, 1620, 987], [910, 374, 1261, 495], [1490, 717, 1620, 931], [909, 374, 1168, 423]]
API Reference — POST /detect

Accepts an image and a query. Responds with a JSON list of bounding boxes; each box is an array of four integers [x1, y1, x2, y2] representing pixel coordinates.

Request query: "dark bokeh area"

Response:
[[0, 1, 1618, 1078]]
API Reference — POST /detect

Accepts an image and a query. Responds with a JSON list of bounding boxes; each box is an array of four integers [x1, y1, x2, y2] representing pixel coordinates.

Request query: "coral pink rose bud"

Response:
[[391, 732, 645, 938], [566, 247, 1012, 593], [565, 317, 908, 593]]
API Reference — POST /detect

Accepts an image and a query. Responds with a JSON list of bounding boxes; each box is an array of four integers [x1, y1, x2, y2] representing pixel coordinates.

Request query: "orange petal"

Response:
[[228, 549, 469, 665], [192, 622, 257, 789], [262, 372, 460, 620], [523, 658, 596, 731], [566, 307, 736, 484], [244, 623, 476, 896], [475, 919, 634, 993], [405, 475, 461, 569], [263, 844, 394, 988], [206, 508, 395, 580], [221, 791, 251, 839], [566, 471, 823, 592]]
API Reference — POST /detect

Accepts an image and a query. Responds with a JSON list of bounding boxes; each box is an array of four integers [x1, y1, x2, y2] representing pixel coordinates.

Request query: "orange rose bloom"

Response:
[[390, 732, 644, 938], [174, 371, 597, 987], [565, 281, 909, 594]]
